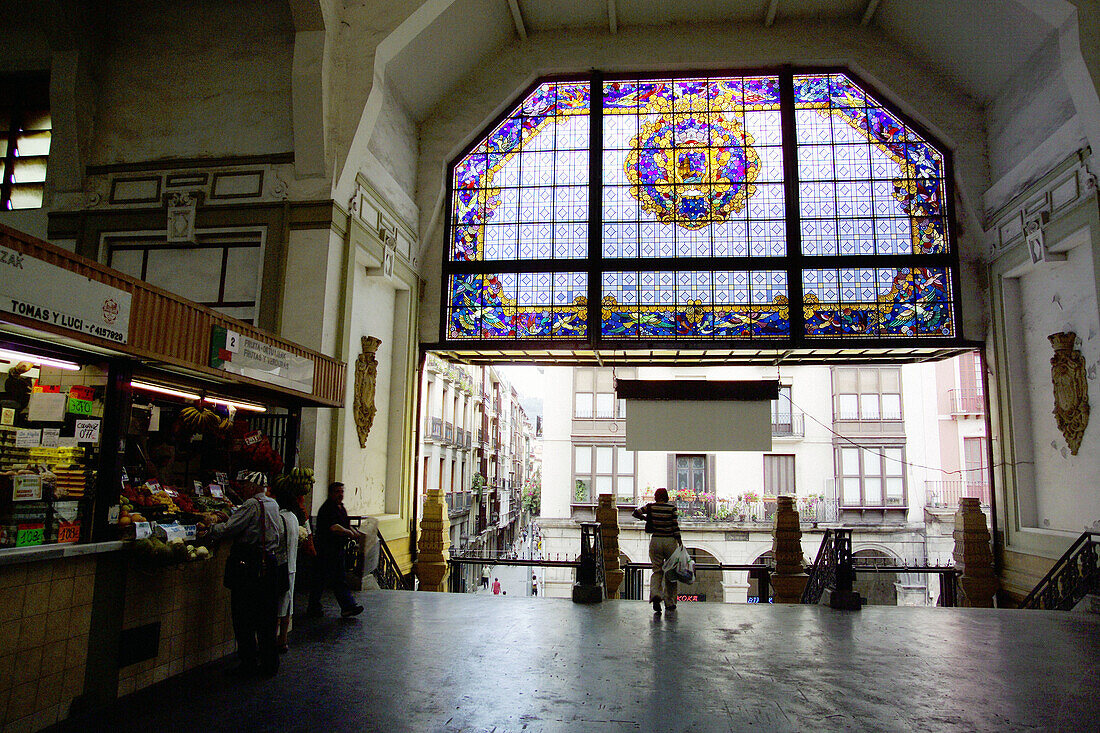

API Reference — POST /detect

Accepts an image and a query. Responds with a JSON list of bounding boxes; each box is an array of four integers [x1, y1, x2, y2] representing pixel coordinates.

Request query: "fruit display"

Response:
[[132, 537, 213, 567], [274, 466, 314, 497]]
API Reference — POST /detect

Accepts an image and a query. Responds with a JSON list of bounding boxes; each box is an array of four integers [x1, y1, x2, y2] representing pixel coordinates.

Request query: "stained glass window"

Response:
[[444, 71, 960, 345]]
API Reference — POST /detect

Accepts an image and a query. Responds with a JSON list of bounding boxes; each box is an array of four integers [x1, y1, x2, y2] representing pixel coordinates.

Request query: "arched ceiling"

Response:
[[384, 0, 1064, 123]]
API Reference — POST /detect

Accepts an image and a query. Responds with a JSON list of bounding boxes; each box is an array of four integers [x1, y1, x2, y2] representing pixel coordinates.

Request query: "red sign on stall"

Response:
[[69, 385, 95, 401], [57, 522, 81, 544]]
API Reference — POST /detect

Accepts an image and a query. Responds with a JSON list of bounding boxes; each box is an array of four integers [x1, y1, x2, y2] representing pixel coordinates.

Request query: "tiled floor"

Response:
[[59, 592, 1100, 732]]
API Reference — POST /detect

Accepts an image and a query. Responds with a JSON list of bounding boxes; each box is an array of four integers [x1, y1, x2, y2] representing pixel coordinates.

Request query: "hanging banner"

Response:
[[210, 326, 314, 394], [0, 245, 132, 343]]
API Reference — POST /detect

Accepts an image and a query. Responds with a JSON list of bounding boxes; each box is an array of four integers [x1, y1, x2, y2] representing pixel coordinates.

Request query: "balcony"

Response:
[[771, 412, 805, 438], [428, 417, 443, 441], [948, 388, 985, 415], [926, 480, 991, 508], [455, 427, 464, 447], [444, 422, 454, 444]]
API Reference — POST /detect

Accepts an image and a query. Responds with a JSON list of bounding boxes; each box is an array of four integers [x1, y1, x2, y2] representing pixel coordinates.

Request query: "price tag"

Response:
[[149, 405, 161, 432], [134, 522, 152, 540], [163, 487, 180, 498], [66, 397, 94, 416], [0, 408, 13, 425], [160, 523, 187, 542], [120, 467, 130, 485], [15, 429, 41, 448], [243, 431, 263, 446], [12, 474, 43, 501], [69, 385, 95, 401], [75, 419, 100, 444], [57, 522, 81, 544], [107, 505, 120, 524], [193, 481, 203, 493], [40, 428, 60, 447], [183, 525, 198, 540], [146, 480, 163, 494], [16, 524, 44, 547], [215, 472, 228, 487], [208, 484, 224, 498], [58, 437, 78, 448], [33, 384, 61, 393]]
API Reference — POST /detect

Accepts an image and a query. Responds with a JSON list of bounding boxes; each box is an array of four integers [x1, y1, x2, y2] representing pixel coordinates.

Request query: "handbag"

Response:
[[640, 503, 654, 534], [300, 523, 317, 557]]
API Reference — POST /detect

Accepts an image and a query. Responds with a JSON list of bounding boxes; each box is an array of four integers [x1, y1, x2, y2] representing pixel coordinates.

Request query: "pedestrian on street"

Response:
[[531, 574, 538, 597], [306, 482, 364, 618], [481, 566, 490, 589], [205, 471, 286, 677], [632, 487, 682, 616], [273, 484, 303, 654], [492, 577, 501, 595]]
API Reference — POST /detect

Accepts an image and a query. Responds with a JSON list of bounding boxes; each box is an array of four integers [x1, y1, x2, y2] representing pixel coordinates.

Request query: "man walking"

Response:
[[306, 482, 364, 618]]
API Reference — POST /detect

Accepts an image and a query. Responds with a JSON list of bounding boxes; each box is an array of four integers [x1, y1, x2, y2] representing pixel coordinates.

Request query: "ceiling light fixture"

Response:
[[0, 348, 81, 371], [130, 381, 201, 401], [204, 396, 266, 413]]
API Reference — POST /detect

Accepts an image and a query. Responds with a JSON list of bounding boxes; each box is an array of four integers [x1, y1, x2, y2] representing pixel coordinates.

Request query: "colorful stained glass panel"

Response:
[[601, 270, 789, 338], [793, 73, 948, 257], [602, 75, 785, 259], [803, 267, 955, 337], [448, 272, 588, 339]]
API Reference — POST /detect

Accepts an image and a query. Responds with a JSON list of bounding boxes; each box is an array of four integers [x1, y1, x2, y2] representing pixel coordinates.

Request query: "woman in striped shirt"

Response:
[[632, 488, 682, 615]]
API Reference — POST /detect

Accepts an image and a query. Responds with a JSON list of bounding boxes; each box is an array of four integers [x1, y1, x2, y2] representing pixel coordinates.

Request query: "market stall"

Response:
[[0, 223, 345, 728]]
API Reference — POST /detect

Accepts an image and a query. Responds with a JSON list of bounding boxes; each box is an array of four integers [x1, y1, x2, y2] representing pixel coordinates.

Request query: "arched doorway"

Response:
[[682, 548, 724, 604], [747, 550, 774, 603], [852, 549, 899, 606]]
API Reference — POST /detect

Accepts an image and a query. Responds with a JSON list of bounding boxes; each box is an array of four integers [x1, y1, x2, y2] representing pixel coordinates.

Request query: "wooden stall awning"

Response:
[[0, 224, 345, 407]]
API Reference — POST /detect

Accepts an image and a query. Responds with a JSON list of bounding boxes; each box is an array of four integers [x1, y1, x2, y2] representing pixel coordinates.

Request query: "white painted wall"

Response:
[[91, 1, 294, 164], [540, 366, 574, 519], [339, 270, 396, 517], [1017, 240, 1100, 532]]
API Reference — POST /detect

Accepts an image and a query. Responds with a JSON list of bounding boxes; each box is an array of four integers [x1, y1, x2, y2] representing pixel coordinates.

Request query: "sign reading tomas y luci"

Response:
[[0, 244, 132, 343], [211, 326, 315, 394]]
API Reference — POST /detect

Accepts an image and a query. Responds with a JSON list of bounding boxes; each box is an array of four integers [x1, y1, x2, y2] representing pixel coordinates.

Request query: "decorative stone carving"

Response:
[[353, 336, 381, 449], [416, 488, 450, 592], [952, 498, 997, 607], [596, 494, 624, 599], [166, 191, 198, 243], [1049, 331, 1089, 455], [770, 495, 808, 603]]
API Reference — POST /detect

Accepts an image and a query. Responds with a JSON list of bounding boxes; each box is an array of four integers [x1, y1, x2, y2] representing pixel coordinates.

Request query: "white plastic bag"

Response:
[[663, 544, 695, 584]]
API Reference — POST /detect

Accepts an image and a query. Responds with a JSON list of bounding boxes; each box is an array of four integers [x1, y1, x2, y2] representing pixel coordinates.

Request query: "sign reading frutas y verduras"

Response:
[[0, 245, 132, 344], [210, 326, 315, 394]]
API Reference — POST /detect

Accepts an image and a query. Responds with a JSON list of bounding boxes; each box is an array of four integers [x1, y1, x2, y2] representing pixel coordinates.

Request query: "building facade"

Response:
[[538, 355, 988, 604]]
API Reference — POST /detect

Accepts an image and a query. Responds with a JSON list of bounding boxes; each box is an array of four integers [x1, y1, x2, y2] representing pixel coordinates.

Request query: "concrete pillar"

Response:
[[952, 498, 997, 607], [416, 489, 450, 592], [596, 494, 624, 599], [770, 496, 808, 603]]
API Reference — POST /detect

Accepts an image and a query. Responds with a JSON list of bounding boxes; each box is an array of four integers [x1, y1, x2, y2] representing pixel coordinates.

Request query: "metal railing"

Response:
[[444, 421, 454, 443], [925, 480, 991, 508], [1021, 531, 1100, 610], [948, 388, 985, 414], [802, 529, 838, 604], [771, 412, 805, 438], [344, 516, 414, 591], [429, 416, 443, 440], [622, 562, 772, 603]]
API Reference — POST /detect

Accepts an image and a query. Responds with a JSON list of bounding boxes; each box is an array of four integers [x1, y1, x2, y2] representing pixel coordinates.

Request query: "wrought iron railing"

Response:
[[375, 531, 413, 590], [578, 521, 607, 598], [771, 412, 805, 438], [802, 529, 837, 604], [1021, 531, 1100, 610], [622, 562, 772, 602], [444, 421, 454, 443], [925, 480, 991, 508], [429, 416, 443, 440], [948, 387, 985, 414]]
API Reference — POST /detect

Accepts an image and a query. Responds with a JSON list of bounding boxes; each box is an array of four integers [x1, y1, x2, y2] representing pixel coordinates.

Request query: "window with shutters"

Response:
[[763, 454, 796, 495]]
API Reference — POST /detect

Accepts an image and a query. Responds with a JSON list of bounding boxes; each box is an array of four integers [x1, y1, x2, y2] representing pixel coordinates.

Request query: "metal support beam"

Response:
[[764, 0, 780, 27], [507, 0, 527, 41], [607, 0, 618, 34], [860, 0, 881, 26]]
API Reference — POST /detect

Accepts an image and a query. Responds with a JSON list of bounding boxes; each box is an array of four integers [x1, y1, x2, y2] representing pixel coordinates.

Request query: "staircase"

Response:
[[1021, 531, 1099, 610]]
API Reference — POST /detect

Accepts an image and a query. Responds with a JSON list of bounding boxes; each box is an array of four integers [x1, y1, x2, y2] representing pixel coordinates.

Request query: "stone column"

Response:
[[770, 495, 808, 603], [416, 489, 451, 592], [953, 497, 997, 607], [596, 494, 624, 599]]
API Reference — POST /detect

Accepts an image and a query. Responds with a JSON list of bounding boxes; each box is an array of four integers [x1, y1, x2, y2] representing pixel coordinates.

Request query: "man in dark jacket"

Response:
[[305, 481, 364, 618]]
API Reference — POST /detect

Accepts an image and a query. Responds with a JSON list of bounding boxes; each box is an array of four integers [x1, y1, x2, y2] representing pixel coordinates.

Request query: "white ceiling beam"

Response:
[[608, 0, 618, 34], [860, 0, 881, 26], [764, 0, 780, 27], [507, 0, 527, 41]]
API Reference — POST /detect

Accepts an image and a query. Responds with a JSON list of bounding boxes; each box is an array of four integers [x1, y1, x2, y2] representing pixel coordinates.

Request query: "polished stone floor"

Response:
[[62, 592, 1099, 732]]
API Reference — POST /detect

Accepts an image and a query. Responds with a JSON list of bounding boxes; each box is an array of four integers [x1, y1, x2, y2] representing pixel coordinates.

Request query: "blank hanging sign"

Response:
[[618, 379, 778, 452]]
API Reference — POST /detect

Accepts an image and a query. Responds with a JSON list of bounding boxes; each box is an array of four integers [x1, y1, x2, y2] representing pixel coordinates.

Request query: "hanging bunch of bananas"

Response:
[[179, 405, 233, 434], [274, 466, 315, 497]]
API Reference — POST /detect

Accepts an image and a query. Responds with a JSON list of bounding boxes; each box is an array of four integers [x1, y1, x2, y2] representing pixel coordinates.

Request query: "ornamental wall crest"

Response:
[[1048, 331, 1089, 455], [353, 336, 382, 449]]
